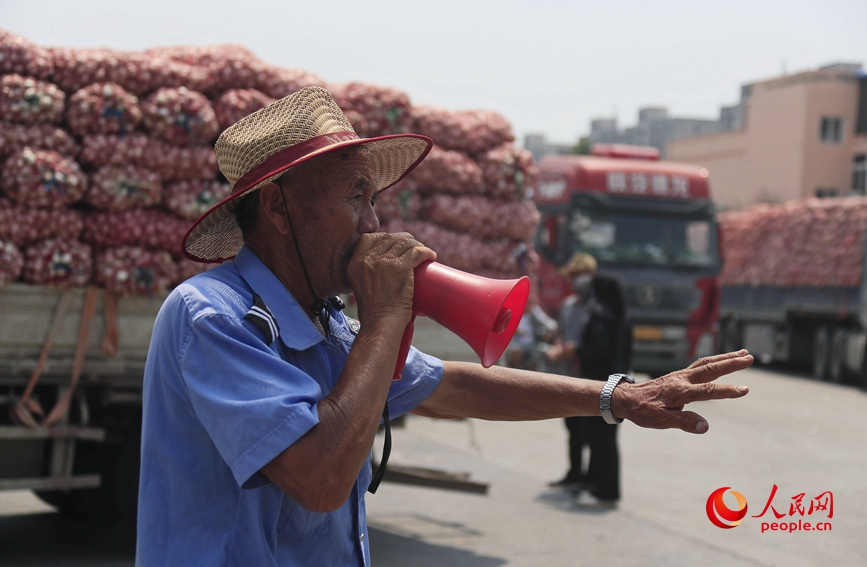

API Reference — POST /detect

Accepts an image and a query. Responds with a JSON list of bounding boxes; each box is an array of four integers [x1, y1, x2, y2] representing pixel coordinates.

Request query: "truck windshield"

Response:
[[569, 208, 719, 268]]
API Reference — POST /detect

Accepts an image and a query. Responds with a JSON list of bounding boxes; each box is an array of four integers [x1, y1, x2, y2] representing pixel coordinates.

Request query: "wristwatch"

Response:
[[600, 373, 634, 424]]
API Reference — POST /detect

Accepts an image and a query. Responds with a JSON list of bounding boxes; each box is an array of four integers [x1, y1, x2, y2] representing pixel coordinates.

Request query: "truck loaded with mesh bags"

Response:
[[532, 144, 722, 377], [0, 29, 538, 521], [718, 197, 867, 387]]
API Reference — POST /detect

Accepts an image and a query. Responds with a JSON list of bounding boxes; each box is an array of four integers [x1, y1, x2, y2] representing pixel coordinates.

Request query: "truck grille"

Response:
[[622, 284, 700, 312]]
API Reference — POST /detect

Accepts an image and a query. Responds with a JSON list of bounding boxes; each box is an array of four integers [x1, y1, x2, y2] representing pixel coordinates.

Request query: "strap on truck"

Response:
[[11, 286, 100, 427], [3, 286, 112, 492]]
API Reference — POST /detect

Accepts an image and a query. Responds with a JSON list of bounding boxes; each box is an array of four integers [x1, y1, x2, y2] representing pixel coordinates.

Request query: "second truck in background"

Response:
[[718, 197, 867, 387]]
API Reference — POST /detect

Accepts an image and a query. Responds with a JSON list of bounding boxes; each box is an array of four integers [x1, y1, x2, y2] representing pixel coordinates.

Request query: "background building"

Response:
[[668, 63, 867, 210], [523, 134, 576, 163], [527, 100, 745, 163], [587, 103, 744, 158]]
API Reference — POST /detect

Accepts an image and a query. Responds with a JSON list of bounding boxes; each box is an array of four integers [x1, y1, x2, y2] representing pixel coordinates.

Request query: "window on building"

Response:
[[815, 188, 840, 198], [853, 155, 867, 194], [857, 77, 867, 134], [820, 117, 844, 143]]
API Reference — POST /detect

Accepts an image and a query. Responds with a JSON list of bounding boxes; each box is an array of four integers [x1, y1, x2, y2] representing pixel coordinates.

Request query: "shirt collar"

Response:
[[233, 246, 324, 351]]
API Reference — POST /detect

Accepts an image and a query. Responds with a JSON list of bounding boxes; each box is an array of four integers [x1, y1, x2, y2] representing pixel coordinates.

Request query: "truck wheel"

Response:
[[33, 488, 86, 517], [829, 329, 847, 384], [35, 440, 120, 520], [35, 425, 140, 528], [113, 426, 141, 526], [812, 327, 831, 381]]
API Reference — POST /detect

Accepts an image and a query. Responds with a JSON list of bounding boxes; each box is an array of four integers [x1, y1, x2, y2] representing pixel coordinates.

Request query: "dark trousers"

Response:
[[564, 415, 621, 500]]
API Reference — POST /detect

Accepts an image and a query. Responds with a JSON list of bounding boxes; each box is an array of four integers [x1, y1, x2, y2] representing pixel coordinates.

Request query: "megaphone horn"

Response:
[[393, 261, 531, 380]]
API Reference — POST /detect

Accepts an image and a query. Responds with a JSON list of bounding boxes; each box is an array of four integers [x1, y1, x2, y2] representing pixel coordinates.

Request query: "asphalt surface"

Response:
[[1, 364, 865, 566]]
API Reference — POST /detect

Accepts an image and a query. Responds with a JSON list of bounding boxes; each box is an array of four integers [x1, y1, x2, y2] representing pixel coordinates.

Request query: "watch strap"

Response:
[[600, 373, 634, 425]]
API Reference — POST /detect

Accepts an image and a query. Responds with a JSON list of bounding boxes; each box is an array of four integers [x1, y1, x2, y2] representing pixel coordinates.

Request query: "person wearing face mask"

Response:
[[569, 273, 632, 504], [546, 253, 598, 491]]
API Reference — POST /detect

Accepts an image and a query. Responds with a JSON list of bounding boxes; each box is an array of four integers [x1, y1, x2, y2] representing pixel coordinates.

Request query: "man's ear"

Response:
[[258, 182, 292, 236]]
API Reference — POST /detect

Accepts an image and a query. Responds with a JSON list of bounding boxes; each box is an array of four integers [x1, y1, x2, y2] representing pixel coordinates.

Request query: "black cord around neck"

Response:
[[278, 184, 391, 491], [278, 185, 326, 319], [368, 402, 391, 494]]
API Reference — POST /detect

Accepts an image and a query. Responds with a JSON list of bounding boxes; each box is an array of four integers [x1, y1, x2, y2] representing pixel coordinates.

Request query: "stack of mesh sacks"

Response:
[[377, 106, 539, 279], [719, 197, 867, 288], [0, 28, 539, 297], [0, 29, 324, 296]]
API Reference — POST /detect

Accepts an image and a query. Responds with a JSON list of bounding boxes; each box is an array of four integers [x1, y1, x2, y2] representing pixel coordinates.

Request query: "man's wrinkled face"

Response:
[[281, 149, 380, 297]]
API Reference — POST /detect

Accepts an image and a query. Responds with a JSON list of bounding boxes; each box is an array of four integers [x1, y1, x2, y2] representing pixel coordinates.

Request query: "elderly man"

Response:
[[136, 86, 752, 566]]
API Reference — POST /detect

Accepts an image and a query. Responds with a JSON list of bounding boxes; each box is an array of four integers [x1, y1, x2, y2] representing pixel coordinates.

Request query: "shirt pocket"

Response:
[[277, 497, 331, 539]]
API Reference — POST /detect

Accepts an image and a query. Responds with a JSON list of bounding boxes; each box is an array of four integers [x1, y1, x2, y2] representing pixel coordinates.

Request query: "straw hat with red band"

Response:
[[182, 86, 433, 263]]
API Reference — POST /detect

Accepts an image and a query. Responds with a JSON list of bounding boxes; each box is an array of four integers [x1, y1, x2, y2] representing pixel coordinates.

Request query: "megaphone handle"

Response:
[[392, 316, 416, 380]]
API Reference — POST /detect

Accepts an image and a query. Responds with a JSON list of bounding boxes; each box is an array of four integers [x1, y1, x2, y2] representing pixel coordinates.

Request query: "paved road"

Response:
[[1, 365, 865, 566]]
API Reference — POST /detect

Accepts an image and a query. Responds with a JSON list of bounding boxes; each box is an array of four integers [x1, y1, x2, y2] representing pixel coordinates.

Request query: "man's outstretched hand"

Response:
[[611, 350, 753, 434]]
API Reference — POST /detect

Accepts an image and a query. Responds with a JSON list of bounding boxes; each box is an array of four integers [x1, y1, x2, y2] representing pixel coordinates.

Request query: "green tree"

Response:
[[572, 136, 592, 155]]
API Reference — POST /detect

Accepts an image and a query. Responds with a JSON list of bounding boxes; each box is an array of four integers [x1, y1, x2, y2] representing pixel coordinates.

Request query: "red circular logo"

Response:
[[706, 487, 748, 529]]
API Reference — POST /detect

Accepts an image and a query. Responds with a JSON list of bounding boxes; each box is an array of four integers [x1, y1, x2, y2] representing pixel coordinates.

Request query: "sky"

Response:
[[2, 0, 866, 145]]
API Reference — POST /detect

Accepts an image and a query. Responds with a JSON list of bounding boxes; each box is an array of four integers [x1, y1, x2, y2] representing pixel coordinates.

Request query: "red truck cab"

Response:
[[532, 144, 722, 376]]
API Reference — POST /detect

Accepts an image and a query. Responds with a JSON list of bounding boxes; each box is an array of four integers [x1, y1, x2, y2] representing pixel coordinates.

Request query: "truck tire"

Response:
[[829, 329, 847, 384], [33, 487, 85, 517], [35, 425, 140, 528], [35, 440, 122, 521], [812, 327, 831, 381], [113, 427, 141, 526]]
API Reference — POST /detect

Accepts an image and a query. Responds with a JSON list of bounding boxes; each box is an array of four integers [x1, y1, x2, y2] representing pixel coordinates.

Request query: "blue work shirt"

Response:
[[136, 247, 444, 567]]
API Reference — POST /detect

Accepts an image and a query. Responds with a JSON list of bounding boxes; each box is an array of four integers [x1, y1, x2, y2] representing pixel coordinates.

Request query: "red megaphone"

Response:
[[393, 261, 531, 379]]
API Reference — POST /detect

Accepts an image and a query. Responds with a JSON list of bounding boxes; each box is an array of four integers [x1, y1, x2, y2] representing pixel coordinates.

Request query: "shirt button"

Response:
[[360, 533, 365, 542]]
